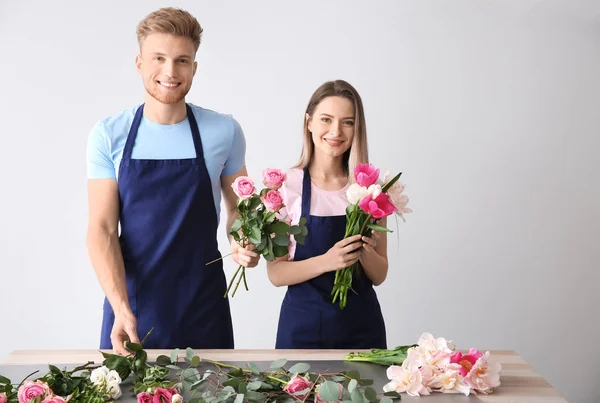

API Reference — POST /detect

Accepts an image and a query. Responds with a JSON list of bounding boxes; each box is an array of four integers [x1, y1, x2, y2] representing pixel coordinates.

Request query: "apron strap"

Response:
[[122, 103, 204, 161], [301, 168, 311, 225]]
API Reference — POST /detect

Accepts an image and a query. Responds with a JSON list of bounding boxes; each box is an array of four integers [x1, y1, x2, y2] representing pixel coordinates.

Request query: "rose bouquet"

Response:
[[223, 168, 308, 297], [331, 163, 411, 309]]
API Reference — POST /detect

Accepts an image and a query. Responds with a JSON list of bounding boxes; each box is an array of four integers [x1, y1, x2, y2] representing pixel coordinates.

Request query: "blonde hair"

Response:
[[296, 80, 369, 176], [136, 7, 203, 52]]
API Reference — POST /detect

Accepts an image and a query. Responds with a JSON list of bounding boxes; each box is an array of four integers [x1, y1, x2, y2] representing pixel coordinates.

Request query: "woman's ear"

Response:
[[306, 113, 312, 132]]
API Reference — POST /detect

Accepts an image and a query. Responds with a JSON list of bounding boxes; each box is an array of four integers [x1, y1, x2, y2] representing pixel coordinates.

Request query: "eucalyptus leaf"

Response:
[[346, 370, 360, 380], [156, 355, 171, 366], [351, 389, 364, 403], [247, 381, 262, 391], [273, 233, 290, 246], [270, 359, 287, 369], [288, 362, 310, 374], [170, 348, 180, 363], [186, 347, 196, 361], [234, 394, 245, 403], [364, 387, 377, 402], [318, 381, 342, 402], [348, 379, 358, 393], [379, 398, 395, 403], [247, 362, 261, 375]]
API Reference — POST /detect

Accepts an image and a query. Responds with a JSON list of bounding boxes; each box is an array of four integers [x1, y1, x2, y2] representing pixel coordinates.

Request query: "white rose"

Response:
[[347, 183, 369, 204], [172, 394, 184, 403], [106, 370, 122, 385], [106, 380, 122, 400], [90, 366, 109, 385]]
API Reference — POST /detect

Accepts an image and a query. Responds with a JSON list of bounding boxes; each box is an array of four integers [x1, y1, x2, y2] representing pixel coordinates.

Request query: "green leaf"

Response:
[[348, 379, 358, 393], [270, 359, 287, 368], [0, 375, 10, 384], [247, 362, 261, 375], [318, 381, 342, 402], [381, 172, 402, 193], [300, 225, 308, 236], [366, 223, 392, 233], [186, 347, 196, 361], [299, 217, 307, 226], [359, 379, 374, 386], [231, 218, 243, 233], [235, 394, 245, 403], [329, 375, 346, 382], [364, 387, 377, 402], [293, 234, 306, 245], [247, 381, 262, 391], [269, 221, 290, 235], [383, 392, 401, 399], [351, 389, 364, 403], [232, 231, 241, 242], [191, 356, 201, 367], [288, 362, 310, 374], [248, 195, 262, 211], [248, 227, 262, 245], [273, 234, 289, 246], [170, 348, 180, 363], [346, 370, 360, 380], [288, 225, 302, 235], [244, 391, 267, 401], [379, 398, 395, 403], [238, 383, 247, 393], [156, 355, 171, 366]]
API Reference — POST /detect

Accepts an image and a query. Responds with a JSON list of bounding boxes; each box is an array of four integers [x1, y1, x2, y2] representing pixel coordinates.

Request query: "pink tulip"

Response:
[[354, 163, 380, 187], [450, 349, 483, 377], [358, 193, 396, 219]]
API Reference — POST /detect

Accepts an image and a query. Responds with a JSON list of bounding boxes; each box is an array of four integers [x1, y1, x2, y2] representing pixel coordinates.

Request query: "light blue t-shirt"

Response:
[[86, 103, 246, 220]]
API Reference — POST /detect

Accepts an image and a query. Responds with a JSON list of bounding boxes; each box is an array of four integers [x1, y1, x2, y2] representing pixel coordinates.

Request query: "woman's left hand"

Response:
[[361, 231, 381, 252]]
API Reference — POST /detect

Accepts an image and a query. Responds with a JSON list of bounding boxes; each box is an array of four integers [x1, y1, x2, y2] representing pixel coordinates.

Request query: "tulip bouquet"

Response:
[[346, 333, 502, 397], [331, 163, 411, 309], [223, 168, 308, 297]]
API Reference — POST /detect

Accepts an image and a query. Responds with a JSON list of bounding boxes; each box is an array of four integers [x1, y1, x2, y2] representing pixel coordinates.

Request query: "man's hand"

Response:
[[110, 311, 140, 355], [231, 239, 260, 268]]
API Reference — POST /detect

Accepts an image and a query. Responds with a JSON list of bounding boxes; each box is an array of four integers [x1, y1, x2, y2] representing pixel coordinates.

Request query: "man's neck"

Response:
[[143, 96, 187, 125]]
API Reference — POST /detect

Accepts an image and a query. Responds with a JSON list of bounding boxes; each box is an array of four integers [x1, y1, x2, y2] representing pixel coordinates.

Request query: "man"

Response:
[[86, 7, 259, 354]]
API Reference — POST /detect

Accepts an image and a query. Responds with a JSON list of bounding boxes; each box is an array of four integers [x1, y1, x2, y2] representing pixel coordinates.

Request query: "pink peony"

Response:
[[0, 392, 7, 403], [358, 192, 396, 219], [18, 380, 49, 403], [137, 392, 153, 403], [153, 387, 172, 403], [354, 163, 380, 187], [262, 168, 287, 190], [42, 395, 67, 403], [283, 375, 314, 401], [261, 190, 284, 212], [450, 349, 483, 377], [232, 176, 256, 200]]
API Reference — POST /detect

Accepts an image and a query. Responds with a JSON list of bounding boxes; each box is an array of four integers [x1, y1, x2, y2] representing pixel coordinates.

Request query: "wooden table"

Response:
[[1, 349, 567, 402]]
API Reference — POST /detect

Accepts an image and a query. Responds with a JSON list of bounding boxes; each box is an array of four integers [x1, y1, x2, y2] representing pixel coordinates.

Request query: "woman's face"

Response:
[[308, 96, 355, 159]]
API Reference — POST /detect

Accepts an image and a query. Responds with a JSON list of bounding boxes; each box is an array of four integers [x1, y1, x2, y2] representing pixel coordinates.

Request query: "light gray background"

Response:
[[1, 1, 598, 402]]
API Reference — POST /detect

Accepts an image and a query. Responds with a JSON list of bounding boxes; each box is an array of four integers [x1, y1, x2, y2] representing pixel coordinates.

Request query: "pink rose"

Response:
[[18, 380, 49, 403], [358, 192, 396, 219], [153, 387, 172, 403], [262, 168, 287, 190], [0, 392, 7, 403], [42, 395, 66, 403], [167, 387, 179, 396], [283, 375, 314, 401], [451, 348, 484, 377], [261, 190, 284, 212], [354, 163, 380, 187], [232, 176, 256, 200], [137, 392, 153, 403]]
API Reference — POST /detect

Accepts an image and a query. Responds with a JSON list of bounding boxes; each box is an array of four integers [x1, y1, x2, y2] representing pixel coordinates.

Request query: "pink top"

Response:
[[278, 168, 350, 260]]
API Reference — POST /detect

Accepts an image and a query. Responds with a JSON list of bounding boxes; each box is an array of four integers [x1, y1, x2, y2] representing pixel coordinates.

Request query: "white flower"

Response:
[[465, 352, 502, 394], [383, 364, 430, 397], [105, 370, 122, 385], [429, 364, 471, 396], [172, 394, 184, 403], [367, 184, 382, 199], [90, 366, 109, 385], [347, 183, 370, 204], [382, 171, 411, 221], [106, 380, 122, 400]]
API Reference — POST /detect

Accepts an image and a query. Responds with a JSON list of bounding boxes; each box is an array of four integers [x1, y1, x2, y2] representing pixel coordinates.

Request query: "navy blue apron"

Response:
[[100, 104, 234, 349], [275, 168, 387, 349]]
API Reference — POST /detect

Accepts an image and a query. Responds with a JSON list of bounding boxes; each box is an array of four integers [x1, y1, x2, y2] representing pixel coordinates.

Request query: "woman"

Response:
[[268, 80, 388, 349]]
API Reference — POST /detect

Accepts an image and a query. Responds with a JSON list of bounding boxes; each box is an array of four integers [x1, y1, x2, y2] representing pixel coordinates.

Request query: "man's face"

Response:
[[136, 33, 197, 105]]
